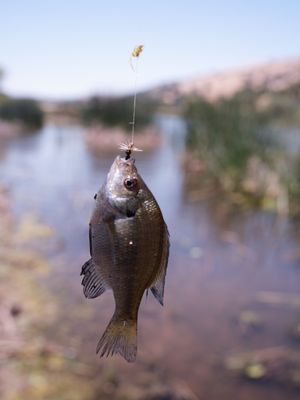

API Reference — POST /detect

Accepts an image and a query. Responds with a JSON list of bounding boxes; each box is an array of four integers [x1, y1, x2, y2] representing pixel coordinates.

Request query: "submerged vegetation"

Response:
[[0, 187, 94, 400]]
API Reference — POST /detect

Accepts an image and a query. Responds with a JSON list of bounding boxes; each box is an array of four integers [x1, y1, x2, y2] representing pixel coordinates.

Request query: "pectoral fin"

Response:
[[80, 259, 108, 299]]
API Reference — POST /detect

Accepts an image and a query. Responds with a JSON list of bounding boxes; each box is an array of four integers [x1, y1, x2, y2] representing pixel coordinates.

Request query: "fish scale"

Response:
[[81, 155, 169, 362]]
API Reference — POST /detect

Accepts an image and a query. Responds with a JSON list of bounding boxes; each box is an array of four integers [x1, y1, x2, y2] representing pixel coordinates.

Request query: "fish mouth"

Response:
[[116, 155, 137, 172], [107, 156, 138, 184], [106, 155, 140, 199], [118, 155, 135, 164]]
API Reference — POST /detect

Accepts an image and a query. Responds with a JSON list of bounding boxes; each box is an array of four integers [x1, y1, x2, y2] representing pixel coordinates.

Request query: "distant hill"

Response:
[[149, 57, 300, 105], [41, 57, 300, 118]]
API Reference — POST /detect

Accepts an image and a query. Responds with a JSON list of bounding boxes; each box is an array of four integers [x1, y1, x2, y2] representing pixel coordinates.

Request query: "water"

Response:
[[1, 116, 300, 399]]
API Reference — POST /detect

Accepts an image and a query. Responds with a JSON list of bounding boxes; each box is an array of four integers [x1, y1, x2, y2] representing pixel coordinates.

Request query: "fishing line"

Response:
[[120, 45, 144, 160], [130, 55, 139, 146]]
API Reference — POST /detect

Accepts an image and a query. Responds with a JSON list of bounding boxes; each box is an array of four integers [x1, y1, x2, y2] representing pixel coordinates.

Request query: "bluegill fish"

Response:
[[81, 155, 169, 362]]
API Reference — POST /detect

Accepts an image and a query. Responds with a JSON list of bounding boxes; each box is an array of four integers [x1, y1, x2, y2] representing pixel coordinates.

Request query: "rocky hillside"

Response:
[[150, 57, 300, 105]]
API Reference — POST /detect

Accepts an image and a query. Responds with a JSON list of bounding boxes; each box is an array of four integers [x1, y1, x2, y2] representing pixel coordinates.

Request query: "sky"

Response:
[[0, 0, 299, 99]]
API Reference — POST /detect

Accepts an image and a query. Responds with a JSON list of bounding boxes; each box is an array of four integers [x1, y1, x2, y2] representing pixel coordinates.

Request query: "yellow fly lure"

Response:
[[132, 44, 144, 58], [130, 44, 144, 70], [120, 45, 144, 158]]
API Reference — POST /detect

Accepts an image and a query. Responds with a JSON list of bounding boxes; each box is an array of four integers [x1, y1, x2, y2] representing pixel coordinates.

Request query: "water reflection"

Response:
[[1, 115, 300, 399]]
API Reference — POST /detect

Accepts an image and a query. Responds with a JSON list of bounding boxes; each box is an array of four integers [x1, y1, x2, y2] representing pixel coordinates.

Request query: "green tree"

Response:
[[0, 98, 44, 128]]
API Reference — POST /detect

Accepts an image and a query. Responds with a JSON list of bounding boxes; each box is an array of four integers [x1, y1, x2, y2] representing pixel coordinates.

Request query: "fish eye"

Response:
[[124, 177, 138, 190]]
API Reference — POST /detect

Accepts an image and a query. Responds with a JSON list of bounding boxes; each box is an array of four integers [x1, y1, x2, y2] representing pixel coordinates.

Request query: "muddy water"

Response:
[[1, 116, 300, 399]]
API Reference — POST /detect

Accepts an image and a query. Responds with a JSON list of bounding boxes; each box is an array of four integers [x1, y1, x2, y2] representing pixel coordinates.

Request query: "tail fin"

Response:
[[96, 316, 137, 363]]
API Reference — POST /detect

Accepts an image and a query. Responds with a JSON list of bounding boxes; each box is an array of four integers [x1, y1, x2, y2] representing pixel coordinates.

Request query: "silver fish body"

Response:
[[81, 155, 169, 362]]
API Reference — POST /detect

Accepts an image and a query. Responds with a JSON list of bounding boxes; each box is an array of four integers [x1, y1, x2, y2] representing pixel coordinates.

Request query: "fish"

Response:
[[81, 155, 169, 362]]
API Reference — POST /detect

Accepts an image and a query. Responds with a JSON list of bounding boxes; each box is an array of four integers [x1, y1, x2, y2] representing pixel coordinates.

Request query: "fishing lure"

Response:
[[132, 44, 144, 58]]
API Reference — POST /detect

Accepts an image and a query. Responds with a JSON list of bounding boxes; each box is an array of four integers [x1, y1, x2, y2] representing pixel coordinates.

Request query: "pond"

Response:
[[1, 115, 300, 399]]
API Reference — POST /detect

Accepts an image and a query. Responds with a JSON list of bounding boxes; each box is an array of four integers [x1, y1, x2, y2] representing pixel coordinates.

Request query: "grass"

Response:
[[183, 88, 300, 214], [184, 90, 271, 188]]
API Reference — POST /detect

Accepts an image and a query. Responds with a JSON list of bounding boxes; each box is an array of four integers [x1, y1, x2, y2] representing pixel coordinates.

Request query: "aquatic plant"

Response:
[[184, 90, 271, 190], [183, 87, 300, 215]]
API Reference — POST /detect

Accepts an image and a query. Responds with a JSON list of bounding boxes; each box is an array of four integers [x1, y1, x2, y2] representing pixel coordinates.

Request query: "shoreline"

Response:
[[0, 120, 24, 140], [84, 124, 162, 153]]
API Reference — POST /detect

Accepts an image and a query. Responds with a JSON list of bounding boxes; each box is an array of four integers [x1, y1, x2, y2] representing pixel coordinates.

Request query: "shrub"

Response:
[[0, 98, 44, 128], [81, 95, 156, 131]]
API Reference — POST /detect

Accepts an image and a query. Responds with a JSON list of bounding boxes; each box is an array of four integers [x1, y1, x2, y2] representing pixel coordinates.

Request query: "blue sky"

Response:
[[0, 0, 299, 99]]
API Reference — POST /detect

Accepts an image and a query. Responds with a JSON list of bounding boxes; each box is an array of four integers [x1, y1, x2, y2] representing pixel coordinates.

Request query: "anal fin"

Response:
[[151, 278, 165, 306], [150, 224, 170, 306], [81, 259, 107, 299]]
